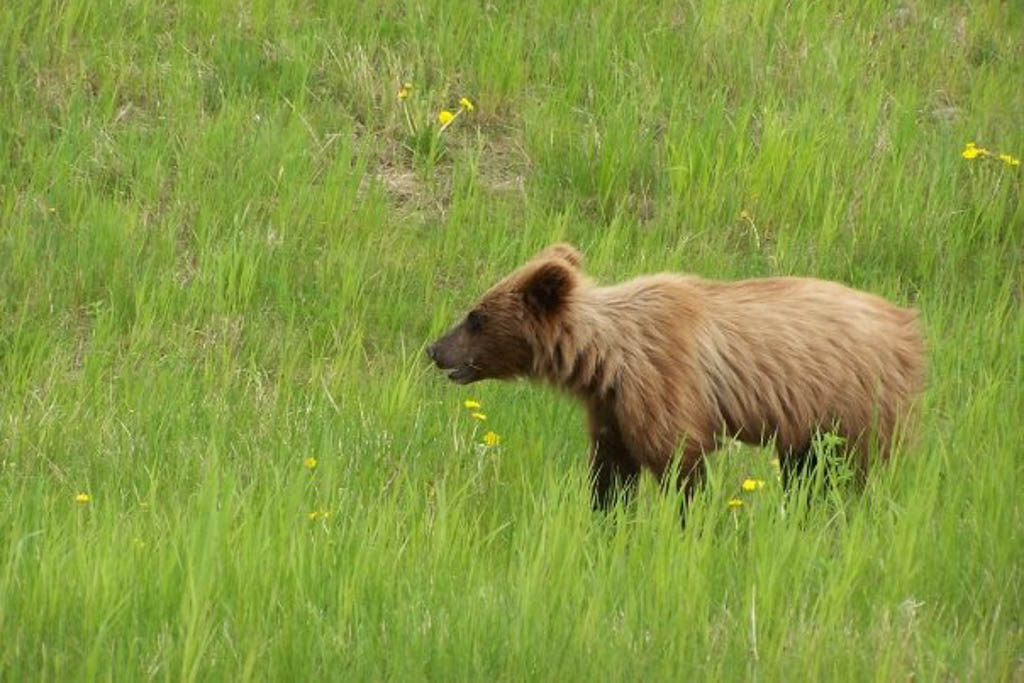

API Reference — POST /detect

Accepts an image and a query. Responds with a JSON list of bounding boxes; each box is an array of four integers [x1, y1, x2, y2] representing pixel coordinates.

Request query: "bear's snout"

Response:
[[426, 331, 484, 384], [426, 337, 458, 370]]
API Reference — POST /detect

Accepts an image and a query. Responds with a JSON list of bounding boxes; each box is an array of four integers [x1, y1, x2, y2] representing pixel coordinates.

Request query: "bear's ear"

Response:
[[521, 259, 576, 317], [536, 243, 583, 270]]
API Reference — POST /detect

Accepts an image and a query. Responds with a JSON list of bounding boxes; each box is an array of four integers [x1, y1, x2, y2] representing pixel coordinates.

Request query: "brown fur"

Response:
[[427, 244, 926, 508]]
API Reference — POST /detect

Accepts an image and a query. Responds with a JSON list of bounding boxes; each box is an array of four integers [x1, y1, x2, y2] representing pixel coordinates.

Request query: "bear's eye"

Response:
[[466, 310, 486, 333]]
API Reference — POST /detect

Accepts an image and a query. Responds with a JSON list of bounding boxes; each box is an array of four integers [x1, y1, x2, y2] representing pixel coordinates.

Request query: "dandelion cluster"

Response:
[[302, 457, 326, 526], [74, 492, 90, 505], [961, 141, 1020, 166], [396, 81, 476, 136], [728, 475, 769, 510], [463, 398, 500, 447], [464, 399, 488, 421], [437, 96, 474, 133]]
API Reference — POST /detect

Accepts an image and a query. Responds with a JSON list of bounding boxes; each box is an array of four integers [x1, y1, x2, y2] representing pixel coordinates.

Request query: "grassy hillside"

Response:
[[1, 0, 1021, 679]]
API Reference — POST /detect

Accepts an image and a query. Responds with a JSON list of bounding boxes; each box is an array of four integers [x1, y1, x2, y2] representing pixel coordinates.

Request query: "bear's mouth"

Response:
[[446, 365, 480, 384]]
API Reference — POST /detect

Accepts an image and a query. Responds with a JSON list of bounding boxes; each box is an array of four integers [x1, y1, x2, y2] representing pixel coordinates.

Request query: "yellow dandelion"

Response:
[[962, 142, 989, 160], [998, 153, 1021, 167], [438, 110, 454, 125], [482, 431, 501, 446], [727, 498, 744, 509], [470, 412, 487, 421], [308, 509, 330, 521], [741, 478, 766, 492], [459, 96, 475, 112], [463, 399, 482, 410], [303, 456, 318, 470], [74, 492, 90, 504], [397, 83, 411, 100]]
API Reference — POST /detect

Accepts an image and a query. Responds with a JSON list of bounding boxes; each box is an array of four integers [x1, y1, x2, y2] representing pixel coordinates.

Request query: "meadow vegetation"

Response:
[[1, 0, 1022, 679]]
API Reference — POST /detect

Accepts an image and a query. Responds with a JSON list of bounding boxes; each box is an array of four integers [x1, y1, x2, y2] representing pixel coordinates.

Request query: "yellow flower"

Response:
[[74, 492, 90, 504], [741, 478, 766, 492], [304, 457, 318, 470], [463, 399, 482, 410], [397, 83, 411, 100], [727, 498, 744, 508], [308, 509, 330, 521], [459, 97, 475, 112], [438, 110, 454, 125], [962, 142, 989, 160], [482, 431, 501, 446], [998, 153, 1021, 166], [470, 412, 487, 421]]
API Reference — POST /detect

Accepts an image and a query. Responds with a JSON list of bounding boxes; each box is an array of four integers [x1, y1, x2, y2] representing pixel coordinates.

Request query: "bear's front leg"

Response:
[[590, 449, 639, 510], [587, 401, 639, 510]]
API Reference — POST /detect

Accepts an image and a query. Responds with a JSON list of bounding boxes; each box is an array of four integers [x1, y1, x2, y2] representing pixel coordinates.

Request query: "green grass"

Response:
[[2, 0, 1022, 679]]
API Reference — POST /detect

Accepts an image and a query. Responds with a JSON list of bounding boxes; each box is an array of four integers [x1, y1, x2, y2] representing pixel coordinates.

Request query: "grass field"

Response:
[[2, 0, 1022, 679]]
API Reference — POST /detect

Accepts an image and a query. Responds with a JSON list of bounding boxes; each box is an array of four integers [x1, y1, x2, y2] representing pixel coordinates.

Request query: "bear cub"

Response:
[[427, 244, 925, 509]]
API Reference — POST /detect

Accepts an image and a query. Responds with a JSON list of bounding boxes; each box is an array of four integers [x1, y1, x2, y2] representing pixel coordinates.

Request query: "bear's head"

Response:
[[427, 243, 583, 384]]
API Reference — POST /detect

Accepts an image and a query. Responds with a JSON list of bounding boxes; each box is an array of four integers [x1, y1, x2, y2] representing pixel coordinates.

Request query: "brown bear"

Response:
[[427, 243, 925, 509]]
